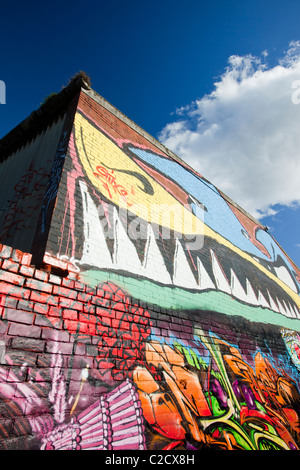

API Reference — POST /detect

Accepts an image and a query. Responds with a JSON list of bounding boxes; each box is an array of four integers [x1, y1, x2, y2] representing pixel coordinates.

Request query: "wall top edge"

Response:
[[0, 74, 89, 162]]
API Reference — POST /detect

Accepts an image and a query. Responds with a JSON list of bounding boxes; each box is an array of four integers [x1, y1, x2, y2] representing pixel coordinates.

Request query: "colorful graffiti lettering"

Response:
[[134, 333, 300, 450], [0, 250, 300, 450], [93, 165, 134, 207], [1, 85, 300, 452]]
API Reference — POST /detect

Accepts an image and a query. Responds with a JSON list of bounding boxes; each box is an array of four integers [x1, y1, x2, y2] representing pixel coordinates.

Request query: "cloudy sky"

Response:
[[1, 0, 300, 265], [159, 42, 300, 220]]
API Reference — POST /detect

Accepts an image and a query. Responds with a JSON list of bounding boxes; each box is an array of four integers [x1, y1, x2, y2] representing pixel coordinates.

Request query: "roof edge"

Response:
[[0, 72, 91, 161], [0, 73, 267, 231]]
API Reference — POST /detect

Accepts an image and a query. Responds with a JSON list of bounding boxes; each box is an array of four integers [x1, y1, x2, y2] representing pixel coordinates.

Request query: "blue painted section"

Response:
[[130, 147, 300, 288]]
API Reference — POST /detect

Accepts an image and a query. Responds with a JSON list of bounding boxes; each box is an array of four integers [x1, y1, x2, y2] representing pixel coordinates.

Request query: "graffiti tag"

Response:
[[93, 165, 134, 206]]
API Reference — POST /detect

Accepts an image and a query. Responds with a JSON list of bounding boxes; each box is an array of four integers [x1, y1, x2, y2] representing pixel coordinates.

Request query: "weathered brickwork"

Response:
[[1, 81, 300, 450], [0, 241, 299, 450]]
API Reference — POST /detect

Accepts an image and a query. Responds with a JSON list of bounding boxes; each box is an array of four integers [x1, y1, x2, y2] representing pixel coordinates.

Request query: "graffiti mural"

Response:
[[0, 273, 300, 450], [44, 103, 300, 336], [1, 83, 300, 451], [133, 334, 300, 450], [0, 278, 151, 450]]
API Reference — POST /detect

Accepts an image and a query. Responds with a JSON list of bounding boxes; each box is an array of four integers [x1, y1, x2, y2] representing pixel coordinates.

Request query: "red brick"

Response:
[[41, 328, 69, 343], [53, 285, 77, 299], [77, 291, 91, 302], [25, 278, 53, 293], [74, 281, 85, 291], [3, 297, 18, 308], [11, 249, 23, 263], [101, 316, 111, 327], [62, 319, 78, 332], [62, 309, 78, 321], [49, 274, 61, 285], [8, 323, 41, 338], [17, 299, 34, 312], [83, 304, 95, 314], [48, 306, 62, 318], [34, 269, 49, 282], [43, 253, 68, 270], [0, 270, 24, 286], [30, 290, 58, 305], [0, 282, 31, 299], [5, 308, 34, 324], [85, 286, 96, 295], [96, 307, 114, 318], [33, 303, 49, 315], [1, 259, 19, 273], [21, 253, 32, 266], [19, 265, 35, 277], [59, 297, 83, 311], [62, 278, 75, 288], [0, 245, 12, 259]]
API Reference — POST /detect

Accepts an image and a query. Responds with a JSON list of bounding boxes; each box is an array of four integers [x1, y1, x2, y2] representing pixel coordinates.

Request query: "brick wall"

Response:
[[0, 242, 154, 449], [0, 241, 300, 450], [1, 87, 300, 451]]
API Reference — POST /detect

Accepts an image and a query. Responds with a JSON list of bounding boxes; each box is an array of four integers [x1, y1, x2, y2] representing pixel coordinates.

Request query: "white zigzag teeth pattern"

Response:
[[173, 239, 198, 289], [246, 279, 259, 306], [112, 206, 142, 275], [267, 290, 280, 313], [258, 291, 270, 309], [197, 257, 215, 290], [274, 265, 297, 293], [210, 249, 231, 294], [230, 269, 249, 303], [79, 181, 300, 319], [142, 224, 172, 285], [79, 181, 113, 269]]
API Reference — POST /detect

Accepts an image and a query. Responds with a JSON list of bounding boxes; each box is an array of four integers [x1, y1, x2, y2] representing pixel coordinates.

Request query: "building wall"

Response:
[[0, 242, 300, 450], [46, 90, 300, 328], [1, 89, 300, 450], [0, 116, 66, 254]]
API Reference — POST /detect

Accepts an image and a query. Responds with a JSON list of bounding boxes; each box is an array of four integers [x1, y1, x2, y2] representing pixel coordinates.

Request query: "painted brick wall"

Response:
[[42, 89, 300, 329], [1, 85, 300, 451], [0, 242, 151, 449], [0, 241, 300, 450]]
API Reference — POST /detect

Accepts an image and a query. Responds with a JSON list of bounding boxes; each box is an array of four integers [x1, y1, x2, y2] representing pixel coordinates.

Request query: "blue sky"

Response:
[[1, 0, 300, 267]]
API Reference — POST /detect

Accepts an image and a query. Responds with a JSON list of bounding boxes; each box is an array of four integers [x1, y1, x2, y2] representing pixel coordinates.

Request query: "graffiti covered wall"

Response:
[[46, 89, 300, 327], [0, 243, 300, 450], [1, 84, 300, 450]]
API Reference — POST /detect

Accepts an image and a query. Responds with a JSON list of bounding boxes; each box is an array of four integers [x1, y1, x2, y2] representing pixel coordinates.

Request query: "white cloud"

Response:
[[158, 41, 300, 220]]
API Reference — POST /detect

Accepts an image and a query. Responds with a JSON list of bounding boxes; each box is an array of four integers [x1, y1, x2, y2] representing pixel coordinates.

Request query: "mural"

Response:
[[0, 277, 300, 450], [46, 105, 300, 331], [0, 280, 150, 450], [0, 115, 66, 254], [1, 88, 300, 451]]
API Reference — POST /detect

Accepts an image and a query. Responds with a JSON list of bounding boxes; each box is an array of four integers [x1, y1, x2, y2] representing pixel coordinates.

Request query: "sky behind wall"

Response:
[[1, 0, 300, 266]]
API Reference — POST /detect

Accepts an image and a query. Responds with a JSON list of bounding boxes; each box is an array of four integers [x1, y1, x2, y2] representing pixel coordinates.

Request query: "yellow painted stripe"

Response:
[[74, 112, 300, 309]]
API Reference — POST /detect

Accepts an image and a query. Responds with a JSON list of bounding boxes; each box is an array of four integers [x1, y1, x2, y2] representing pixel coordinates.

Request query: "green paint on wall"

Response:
[[80, 269, 300, 332]]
